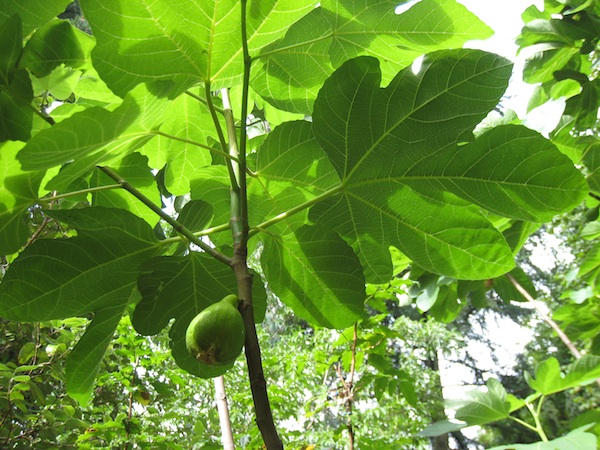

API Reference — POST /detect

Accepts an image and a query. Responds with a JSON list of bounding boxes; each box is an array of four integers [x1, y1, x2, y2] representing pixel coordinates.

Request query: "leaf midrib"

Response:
[[344, 57, 509, 183]]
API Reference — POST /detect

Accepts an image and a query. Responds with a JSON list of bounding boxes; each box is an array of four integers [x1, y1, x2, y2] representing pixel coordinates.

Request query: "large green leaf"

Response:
[[249, 120, 339, 229], [132, 253, 266, 378], [79, 0, 316, 97], [0, 141, 45, 255], [251, 7, 333, 114], [17, 83, 169, 191], [140, 91, 216, 196], [0, 207, 161, 401], [309, 52, 516, 281], [308, 51, 586, 282], [0, 15, 22, 85], [488, 426, 597, 450], [0, 68, 34, 142], [323, 0, 491, 72], [0, 207, 160, 321], [20, 18, 93, 78], [313, 51, 512, 181], [66, 304, 125, 405], [454, 378, 511, 426], [79, 0, 214, 96], [525, 356, 600, 395], [403, 125, 588, 222], [252, 0, 493, 113], [0, 0, 72, 36], [311, 183, 514, 282], [262, 224, 366, 328], [0, 15, 34, 142]]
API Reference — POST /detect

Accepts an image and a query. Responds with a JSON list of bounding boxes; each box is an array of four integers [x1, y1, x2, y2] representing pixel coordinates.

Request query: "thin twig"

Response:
[[24, 190, 60, 248], [506, 274, 600, 388], [347, 324, 358, 449], [30, 104, 55, 125], [24, 216, 51, 248], [126, 356, 139, 444], [159, 222, 231, 245], [37, 184, 122, 202], [97, 165, 232, 266], [506, 274, 582, 358]]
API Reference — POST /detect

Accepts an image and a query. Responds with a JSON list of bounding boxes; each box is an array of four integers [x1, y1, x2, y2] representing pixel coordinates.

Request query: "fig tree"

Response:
[[185, 294, 245, 366]]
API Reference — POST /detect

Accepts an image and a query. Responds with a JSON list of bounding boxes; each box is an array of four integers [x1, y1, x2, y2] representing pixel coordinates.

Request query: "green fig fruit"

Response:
[[585, 205, 599, 222], [185, 294, 245, 366]]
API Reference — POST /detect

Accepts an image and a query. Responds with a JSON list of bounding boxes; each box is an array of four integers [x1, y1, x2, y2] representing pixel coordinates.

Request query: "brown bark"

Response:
[[232, 245, 283, 449], [506, 274, 600, 387]]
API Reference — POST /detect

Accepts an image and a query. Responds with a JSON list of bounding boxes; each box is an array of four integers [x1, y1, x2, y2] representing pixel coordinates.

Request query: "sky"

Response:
[[458, 0, 569, 135], [459, 0, 538, 111], [458, 0, 539, 58]]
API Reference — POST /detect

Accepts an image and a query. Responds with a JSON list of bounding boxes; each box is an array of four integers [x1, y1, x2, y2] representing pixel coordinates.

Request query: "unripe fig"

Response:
[[585, 206, 599, 222], [185, 294, 245, 366]]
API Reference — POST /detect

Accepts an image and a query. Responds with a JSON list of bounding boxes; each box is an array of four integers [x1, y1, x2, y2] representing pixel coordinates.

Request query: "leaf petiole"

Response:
[[37, 184, 123, 202], [249, 184, 343, 237], [528, 398, 549, 442], [160, 222, 232, 245], [508, 415, 539, 433], [185, 90, 224, 115], [153, 130, 239, 163], [204, 83, 238, 192], [508, 398, 548, 441]]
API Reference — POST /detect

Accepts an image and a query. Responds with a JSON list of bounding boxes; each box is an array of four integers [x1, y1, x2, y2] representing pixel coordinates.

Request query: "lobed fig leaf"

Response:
[[185, 294, 245, 366]]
